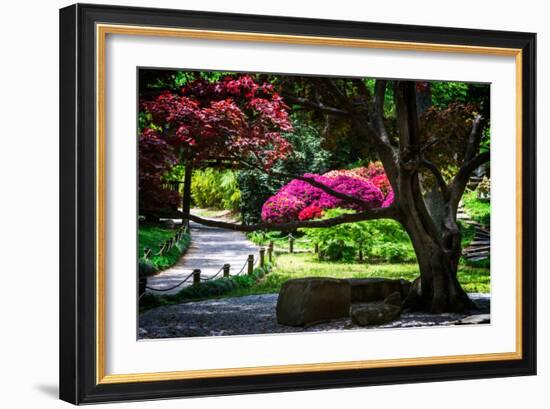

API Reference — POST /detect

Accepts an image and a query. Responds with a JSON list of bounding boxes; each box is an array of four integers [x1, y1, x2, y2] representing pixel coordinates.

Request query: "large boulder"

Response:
[[346, 278, 411, 302], [350, 303, 401, 326], [383, 291, 403, 307], [276, 278, 351, 326]]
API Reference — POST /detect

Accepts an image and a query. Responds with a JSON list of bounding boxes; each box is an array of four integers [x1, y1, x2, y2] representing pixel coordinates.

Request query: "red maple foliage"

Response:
[[139, 75, 293, 212]]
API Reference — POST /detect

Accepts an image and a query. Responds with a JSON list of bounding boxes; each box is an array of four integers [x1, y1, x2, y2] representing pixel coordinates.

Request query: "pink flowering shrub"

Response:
[[370, 174, 392, 195], [261, 193, 305, 223], [298, 204, 324, 221], [317, 176, 384, 210], [381, 190, 394, 208], [261, 163, 395, 223], [323, 163, 392, 196], [365, 161, 386, 178], [323, 168, 368, 180]]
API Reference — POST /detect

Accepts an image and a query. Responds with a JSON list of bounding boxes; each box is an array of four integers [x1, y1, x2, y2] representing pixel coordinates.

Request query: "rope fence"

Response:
[[144, 269, 195, 293], [255, 233, 317, 255], [141, 246, 270, 297], [143, 224, 190, 260]]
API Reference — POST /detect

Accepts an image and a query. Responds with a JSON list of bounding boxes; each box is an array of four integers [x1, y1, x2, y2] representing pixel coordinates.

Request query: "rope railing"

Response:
[[230, 258, 250, 277], [145, 269, 195, 292], [144, 224, 189, 260], [140, 248, 270, 300], [199, 265, 225, 282]]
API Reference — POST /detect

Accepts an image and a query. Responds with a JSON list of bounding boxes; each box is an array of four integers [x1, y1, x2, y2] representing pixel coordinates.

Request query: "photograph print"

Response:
[[137, 69, 491, 339]]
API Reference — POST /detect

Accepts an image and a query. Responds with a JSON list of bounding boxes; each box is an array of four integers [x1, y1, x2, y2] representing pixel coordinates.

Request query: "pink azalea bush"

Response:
[[317, 176, 384, 210], [381, 190, 394, 208], [298, 204, 324, 221], [261, 193, 305, 223], [261, 163, 395, 223]]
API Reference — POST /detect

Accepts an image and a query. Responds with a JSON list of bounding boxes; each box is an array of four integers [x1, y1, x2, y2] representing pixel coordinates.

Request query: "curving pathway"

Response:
[[146, 216, 259, 295]]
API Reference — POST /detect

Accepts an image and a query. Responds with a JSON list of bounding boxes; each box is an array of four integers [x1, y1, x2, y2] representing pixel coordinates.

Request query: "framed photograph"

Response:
[[59, 3, 536, 404]]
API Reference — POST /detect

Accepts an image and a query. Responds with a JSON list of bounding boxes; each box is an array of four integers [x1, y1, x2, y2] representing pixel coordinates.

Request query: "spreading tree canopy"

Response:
[[139, 72, 490, 314]]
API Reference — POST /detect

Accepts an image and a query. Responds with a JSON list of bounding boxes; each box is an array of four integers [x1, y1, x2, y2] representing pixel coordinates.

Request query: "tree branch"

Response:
[[371, 80, 391, 145], [283, 94, 349, 116], [464, 115, 484, 162], [395, 81, 420, 150], [458, 151, 490, 180], [325, 79, 350, 104], [449, 151, 490, 209], [187, 206, 397, 232], [420, 158, 450, 200], [232, 155, 376, 210]]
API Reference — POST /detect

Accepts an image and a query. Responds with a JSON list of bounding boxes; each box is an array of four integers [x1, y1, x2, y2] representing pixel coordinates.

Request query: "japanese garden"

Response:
[[137, 69, 491, 338]]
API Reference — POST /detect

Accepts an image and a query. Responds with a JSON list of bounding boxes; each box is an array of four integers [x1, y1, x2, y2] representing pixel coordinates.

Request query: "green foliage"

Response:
[[237, 119, 331, 223], [140, 253, 489, 308], [431, 81, 470, 108], [164, 164, 185, 185], [222, 253, 490, 298], [278, 120, 331, 175], [363, 79, 396, 118], [157, 267, 269, 305], [459, 221, 476, 248], [139, 70, 237, 91], [462, 191, 491, 226], [246, 230, 311, 252], [431, 81, 490, 119], [191, 169, 241, 211], [301, 208, 417, 263], [237, 170, 283, 224], [138, 224, 191, 274]]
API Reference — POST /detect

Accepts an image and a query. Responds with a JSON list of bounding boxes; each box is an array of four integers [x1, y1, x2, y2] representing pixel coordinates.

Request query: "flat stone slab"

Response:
[[139, 293, 490, 339]]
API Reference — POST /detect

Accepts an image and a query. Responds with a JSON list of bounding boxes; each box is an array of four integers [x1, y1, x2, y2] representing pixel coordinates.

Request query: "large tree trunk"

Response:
[[390, 80, 476, 314], [399, 193, 476, 313], [181, 163, 193, 227]]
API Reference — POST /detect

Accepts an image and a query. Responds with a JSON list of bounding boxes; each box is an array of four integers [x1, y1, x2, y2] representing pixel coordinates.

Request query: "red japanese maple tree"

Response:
[[139, 75, 293, 214]]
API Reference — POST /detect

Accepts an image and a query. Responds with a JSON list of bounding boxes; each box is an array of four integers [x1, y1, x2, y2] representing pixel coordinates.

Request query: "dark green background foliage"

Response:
[[238, 119, 332, 223]]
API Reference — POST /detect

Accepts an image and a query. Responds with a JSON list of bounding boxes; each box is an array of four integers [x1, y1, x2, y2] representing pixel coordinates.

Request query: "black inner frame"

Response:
[[59, 3, 536, 404]]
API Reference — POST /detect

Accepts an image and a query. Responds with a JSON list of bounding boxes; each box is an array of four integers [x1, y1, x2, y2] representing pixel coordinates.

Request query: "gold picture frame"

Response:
[[60, 3, 536, 404]]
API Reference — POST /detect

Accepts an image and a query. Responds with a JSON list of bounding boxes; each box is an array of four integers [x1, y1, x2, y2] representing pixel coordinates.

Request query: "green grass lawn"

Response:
[[462, 191, 490, 226], [139, 223, 191, 274], [223, 252, 490, 298], [142, 251, 489, 310]]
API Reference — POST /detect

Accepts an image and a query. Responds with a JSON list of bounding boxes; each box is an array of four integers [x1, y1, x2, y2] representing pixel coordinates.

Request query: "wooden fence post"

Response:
[[223, 264, 230, 278], [289, 235, 294, 253], [268, 241, 274, 262], [193, 269, 201, 285], [247, 255, 254, 275], [259, 248, 266, 268], [143, 247, 151, 259]]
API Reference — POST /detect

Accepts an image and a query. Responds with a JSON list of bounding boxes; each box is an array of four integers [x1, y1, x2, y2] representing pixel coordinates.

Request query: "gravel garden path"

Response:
[[139, 293, 490, 338]]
